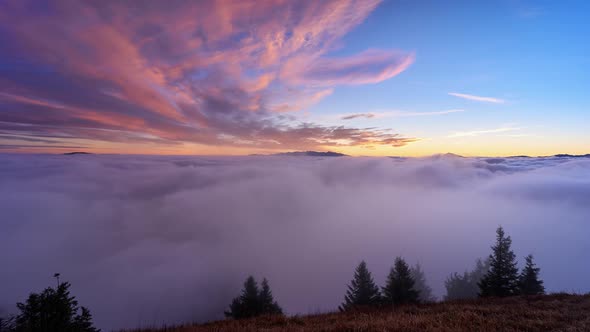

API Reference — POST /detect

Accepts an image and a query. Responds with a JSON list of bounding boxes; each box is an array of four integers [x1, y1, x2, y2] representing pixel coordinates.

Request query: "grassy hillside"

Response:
[[128, 294, 590, 332]]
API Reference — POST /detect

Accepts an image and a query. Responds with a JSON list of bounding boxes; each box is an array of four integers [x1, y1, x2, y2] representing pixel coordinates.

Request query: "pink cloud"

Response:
[[283, 50, 415, 86], [0, 0, 416, 152]]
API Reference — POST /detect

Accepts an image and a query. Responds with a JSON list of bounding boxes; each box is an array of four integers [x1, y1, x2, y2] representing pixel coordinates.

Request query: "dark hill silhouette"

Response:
[[63, 152, 92, 155], [274, 151, 347, 157], [553, 153, 590, 158]]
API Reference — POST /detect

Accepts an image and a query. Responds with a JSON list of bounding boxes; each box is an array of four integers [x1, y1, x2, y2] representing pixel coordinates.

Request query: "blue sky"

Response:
[[305, 0, 589, 156]]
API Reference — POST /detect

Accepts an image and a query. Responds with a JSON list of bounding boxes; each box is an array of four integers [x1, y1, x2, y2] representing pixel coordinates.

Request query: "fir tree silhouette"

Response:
[[479, 226, 519, 297], [259, 278, 283, 315], [410, 263, 435, 302], [518, 255, 545, 295], [340, 261, 381, 311], [225, 276, 283, 319], [225, 276, 260, 319], [382, 257, 419, 305], [13, 275, 99, 332], [444, 272, 472, 300], [445, 258, 490, 300]]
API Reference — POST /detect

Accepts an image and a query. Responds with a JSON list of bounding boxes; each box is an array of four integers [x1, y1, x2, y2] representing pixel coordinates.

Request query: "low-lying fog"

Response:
[[1, 154, 589, 330]]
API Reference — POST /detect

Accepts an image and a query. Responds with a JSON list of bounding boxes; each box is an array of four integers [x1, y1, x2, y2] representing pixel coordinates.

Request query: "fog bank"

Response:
[[1, 154, 589, 331]]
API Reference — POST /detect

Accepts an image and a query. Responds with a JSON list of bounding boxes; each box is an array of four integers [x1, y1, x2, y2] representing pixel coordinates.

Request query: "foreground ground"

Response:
[[128, 294, 590, 332]]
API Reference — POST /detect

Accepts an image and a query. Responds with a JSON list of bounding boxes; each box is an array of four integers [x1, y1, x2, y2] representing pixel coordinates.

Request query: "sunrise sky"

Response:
[[0, 0, 588, 156]]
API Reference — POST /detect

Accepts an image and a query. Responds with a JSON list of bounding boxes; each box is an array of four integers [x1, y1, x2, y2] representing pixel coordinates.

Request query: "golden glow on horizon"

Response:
[[5, 133, 588, 158]]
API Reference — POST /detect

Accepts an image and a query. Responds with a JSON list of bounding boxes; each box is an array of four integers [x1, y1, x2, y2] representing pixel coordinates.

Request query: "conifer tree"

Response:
[[382, 257, 419, 305], [479, 226, 519, 297], [445, 258, 490, 300], [73, 307, 98, 332], [225, 276, 283, 319], [518, 255, 545, 295], [225, 276, 261, 319], [259, 278, 283, 315], [340, 261, 381, 311], [410, 263, 435, 302], [444, 272, 472, 300], [13, 278, 99, 332], [471, 258, 490, 286]]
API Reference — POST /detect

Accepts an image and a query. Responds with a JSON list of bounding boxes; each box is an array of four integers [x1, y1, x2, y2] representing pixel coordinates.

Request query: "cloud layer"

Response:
[[0, 1, 415, 153], [1, 154, 589, 331]]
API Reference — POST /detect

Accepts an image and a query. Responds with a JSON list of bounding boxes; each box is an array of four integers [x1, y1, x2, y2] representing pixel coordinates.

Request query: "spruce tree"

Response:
[[445, 258, 490, 300], [225, 276, 283, 319], [225, 276, 261, 319], [73, 307, 98, 332], [518, 255, 545, 295], [470, 258, 490, 287], [410, 263, 435, 302], [14, 279, 99, 332], [259, 278, 283, 315], [340, 261, 381, 311], [382, 257, 419, 305], [478, 226, 519, 297], [444, 272, 472, 300]]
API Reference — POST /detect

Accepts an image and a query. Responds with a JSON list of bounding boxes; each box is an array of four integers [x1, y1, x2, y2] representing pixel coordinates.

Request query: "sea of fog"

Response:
[[1, 153, 589, 330]]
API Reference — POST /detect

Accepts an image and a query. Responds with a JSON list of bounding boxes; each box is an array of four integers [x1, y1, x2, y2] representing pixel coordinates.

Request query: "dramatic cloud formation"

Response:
[[0, 0, 415, 153], [1, 154, 589, 331], [448, 92, 505, 104]]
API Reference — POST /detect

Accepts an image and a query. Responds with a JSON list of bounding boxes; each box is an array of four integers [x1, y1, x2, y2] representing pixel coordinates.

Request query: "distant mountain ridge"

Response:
[[552, 154, 590, 158], [63, 152, 92, 155], [506, 153, 590, 159], [418, 153, 590, 159], [58, 151, 589, 158], [273, 151, 348, 157]]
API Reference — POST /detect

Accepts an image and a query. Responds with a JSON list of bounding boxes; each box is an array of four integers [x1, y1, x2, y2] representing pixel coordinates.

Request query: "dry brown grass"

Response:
[[126, 294, 590, 332]]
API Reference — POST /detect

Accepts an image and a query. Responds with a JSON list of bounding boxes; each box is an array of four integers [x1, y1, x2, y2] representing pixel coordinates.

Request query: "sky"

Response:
[[1, 153, 589, 330], [0, 0, 589, 156]]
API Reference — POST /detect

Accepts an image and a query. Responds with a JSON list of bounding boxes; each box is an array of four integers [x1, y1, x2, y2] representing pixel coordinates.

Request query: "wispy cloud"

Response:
[[389, 109, 465, 117], [0, 0, 416, 153], [448, 92, 505, 104], [341, 113, 376, 120], [448, 125, 521, 138], [285, 50, 415, 86], [341, 109, 464, 120]]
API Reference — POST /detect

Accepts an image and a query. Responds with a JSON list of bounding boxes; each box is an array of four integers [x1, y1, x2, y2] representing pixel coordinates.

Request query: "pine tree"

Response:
[[14, 278, 99, 332], [225, 276, 261, 319], [410, 263, 435, 302], [445, 258, 490, 300], [73, 307, 98, 332], [259, 278, 283, 315], [518, 255, 545, 295], [340, 261, 381, 311], [470, 258, 490, 286], [382, 257, 419, 305], [444, 272, 472, 300], [478, 226, 519, 297], [225, 276, 283, 319]]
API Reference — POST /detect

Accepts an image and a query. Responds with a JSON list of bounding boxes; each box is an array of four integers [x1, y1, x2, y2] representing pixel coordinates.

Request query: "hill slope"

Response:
[[128, 294, 590, 332]]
